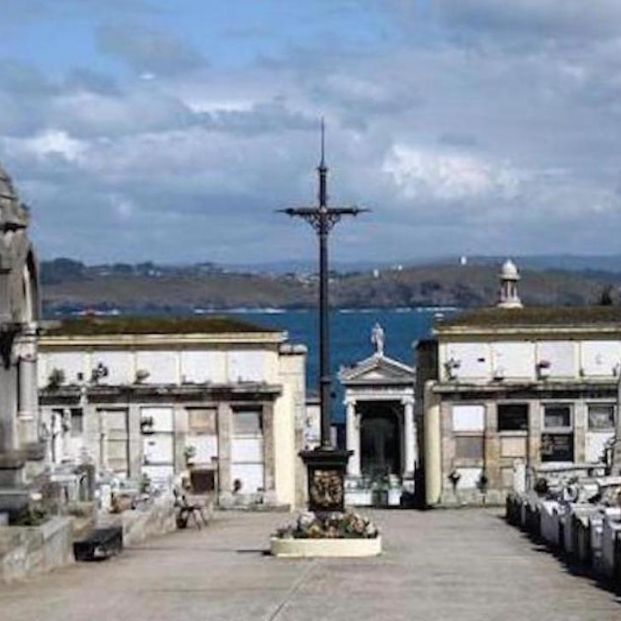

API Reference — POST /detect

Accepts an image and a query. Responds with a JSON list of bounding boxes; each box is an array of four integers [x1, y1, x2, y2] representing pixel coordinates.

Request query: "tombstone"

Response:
[[0, 164, 45, 519]]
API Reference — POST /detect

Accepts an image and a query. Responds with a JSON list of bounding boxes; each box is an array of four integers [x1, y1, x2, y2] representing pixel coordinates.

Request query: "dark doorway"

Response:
[[359, 401, 401, 477]]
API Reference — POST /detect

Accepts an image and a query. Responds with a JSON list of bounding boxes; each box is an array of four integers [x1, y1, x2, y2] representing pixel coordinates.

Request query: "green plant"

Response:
[[13, 506, 47, 526], [47, 368, 65, 390], [275, 511, 379, 540]]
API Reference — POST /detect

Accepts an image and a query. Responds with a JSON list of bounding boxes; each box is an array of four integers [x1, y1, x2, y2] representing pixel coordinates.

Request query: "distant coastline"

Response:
[[41, 258, 619, 319]]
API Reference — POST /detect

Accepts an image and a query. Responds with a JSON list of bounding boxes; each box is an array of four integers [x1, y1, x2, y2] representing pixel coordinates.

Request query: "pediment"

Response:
[[339, 354, 414, 385]]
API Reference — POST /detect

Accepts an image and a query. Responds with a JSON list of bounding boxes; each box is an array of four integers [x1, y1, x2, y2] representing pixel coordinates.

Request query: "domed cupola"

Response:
[[497, 259, 523, 309]]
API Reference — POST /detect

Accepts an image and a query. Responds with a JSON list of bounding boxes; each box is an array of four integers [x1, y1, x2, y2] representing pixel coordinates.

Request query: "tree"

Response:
[[598, 285, 614, 306]]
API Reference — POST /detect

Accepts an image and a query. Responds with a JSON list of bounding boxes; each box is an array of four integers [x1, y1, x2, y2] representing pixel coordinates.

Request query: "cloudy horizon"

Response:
[[2, 1, 621, 264]]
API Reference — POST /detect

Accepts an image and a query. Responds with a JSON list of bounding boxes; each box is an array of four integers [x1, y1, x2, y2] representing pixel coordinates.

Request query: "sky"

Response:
[[2, 1, 621, 264]]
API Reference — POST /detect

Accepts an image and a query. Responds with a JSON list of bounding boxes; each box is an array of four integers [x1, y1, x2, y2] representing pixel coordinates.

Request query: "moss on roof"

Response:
[[438, 306, 621, 329], [43, 316, 280, 336]]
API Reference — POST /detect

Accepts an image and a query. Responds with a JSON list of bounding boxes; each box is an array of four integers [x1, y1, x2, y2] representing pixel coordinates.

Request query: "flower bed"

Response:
[[271, 512, 381, 557], [275, 511, 379, 540]]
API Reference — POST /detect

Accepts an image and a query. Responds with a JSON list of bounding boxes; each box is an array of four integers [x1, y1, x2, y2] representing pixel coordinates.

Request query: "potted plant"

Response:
[[444, 357, 461, 380], [140, 415, 155, 434], [537, 360, 551, 379], [47, 368, 66, 390], [135, 369, 150, 384], [184, 444, 197, 466]]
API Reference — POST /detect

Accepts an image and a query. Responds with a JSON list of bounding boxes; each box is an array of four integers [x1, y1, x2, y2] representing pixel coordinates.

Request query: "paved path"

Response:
[[1, 509, 620, 621]]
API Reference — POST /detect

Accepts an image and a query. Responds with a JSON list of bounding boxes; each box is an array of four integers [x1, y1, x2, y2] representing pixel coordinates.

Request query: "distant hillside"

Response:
[[40, 258, 616, 315]]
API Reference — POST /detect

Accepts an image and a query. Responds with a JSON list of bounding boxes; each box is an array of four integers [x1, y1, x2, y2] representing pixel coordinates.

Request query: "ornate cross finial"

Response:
[[278, 120, 369, 451]]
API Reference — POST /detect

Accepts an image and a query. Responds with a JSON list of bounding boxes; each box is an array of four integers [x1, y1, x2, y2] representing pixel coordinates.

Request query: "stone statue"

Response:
[[371, 322, 385, 356]]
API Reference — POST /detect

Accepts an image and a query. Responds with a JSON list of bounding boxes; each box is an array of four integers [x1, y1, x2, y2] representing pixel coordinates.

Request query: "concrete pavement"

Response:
[[0, 509, 619, 621]]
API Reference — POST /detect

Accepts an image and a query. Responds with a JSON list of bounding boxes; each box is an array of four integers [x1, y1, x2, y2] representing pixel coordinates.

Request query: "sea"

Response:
[[209, 308, 458, 422], [59, 306, 458, 422]]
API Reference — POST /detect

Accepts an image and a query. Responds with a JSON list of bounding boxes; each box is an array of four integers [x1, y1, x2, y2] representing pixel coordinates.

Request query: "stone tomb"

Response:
[[339, 327, 416, 507], [0, 164, 45, 518]]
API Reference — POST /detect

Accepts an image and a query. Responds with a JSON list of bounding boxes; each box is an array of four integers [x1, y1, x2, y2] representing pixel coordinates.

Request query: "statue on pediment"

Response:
[[371, 322, 385, 357]]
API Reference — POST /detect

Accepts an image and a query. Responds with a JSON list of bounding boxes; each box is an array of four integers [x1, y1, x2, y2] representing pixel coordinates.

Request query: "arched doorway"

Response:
[[360, 402, 401, 477]]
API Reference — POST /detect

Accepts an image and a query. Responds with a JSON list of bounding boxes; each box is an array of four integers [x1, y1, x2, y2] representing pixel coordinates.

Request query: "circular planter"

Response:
[[270, 535, 382, 558]]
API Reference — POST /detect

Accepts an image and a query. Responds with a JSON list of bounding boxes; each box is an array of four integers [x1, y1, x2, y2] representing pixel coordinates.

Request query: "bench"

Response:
[[73, 526, 123, 561]]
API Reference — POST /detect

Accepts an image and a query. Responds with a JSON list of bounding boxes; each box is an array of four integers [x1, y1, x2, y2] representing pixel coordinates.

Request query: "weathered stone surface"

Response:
[[97, 495, 178, 546], [0, 517, 73, 583]]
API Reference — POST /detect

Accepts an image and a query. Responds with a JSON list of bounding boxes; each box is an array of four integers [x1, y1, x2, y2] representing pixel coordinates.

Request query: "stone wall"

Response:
[[0, 517, 73, 583], [98, 495, 178, 546]]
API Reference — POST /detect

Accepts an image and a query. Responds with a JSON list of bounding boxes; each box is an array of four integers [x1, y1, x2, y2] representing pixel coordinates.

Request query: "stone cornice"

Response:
[[40, 381, 283, 404], [39, 332, 286, 349], [435, 325, 621, 340]]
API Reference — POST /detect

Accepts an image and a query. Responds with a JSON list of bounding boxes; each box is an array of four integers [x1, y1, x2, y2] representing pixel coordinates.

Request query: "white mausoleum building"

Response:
[[37, 317, 308, 509], [340, 324, 416, 506], [417, 261, 620, 506]]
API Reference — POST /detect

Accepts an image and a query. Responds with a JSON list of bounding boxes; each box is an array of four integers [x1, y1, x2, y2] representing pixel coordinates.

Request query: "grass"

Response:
[[44, 315, 279, 336]]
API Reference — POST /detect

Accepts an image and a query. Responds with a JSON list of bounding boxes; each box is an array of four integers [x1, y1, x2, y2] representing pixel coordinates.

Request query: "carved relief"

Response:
[[309, 468, 344, 510]]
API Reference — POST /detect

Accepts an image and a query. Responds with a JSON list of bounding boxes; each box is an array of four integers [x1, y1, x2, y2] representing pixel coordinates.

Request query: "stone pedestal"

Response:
[[299, 448, 351, 513], [0, 451, 29, 518]]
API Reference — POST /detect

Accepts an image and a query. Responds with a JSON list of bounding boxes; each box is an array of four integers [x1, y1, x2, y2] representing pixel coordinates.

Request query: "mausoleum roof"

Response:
[[339, 352, 415, 385], [43, 316, 282, 337], [437, 306, 621, 332], [0, 163, 28, 229]]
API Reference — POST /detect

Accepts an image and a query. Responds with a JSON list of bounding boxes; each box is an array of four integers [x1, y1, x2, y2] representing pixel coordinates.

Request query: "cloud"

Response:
[[383, 145, 521, 202], [442, 1, 621, 35], [200, 100, 317, 135], [4, 129, 87, 163], [2, 1, 621, 263], [96, 24, 206, 76]]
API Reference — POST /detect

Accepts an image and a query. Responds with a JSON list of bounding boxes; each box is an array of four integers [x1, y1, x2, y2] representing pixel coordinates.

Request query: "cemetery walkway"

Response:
[[1, 509, 620, 620]]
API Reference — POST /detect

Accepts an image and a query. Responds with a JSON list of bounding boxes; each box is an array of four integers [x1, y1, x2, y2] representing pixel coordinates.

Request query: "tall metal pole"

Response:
[[317, 124, 331, 448], [279, 120, 368, 512]]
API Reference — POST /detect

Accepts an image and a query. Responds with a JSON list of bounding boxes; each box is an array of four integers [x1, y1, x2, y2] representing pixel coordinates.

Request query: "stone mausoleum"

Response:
[[38, 317, 309, 509], [340, 324, 416, 506], [417, 261, 621, 506], [0, 164, 46, 519]]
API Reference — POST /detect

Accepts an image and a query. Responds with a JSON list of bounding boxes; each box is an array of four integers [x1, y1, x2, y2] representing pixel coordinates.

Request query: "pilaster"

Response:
[[127, 403, 142, 479], [217, 402, 232, 503], [484, 401, 501, 490], [262, 402, 276, 501]]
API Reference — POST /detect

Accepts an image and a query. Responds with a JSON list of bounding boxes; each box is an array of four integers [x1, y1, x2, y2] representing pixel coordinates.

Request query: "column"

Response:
[[127, 403, 142, 479], [0, 363, 19, 454], [217, 402, 232, 503], [346, 398, 360, 476], [99, 408, 108, 471], [403, 397, 415, 476], [17, 327, 38, 445]]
